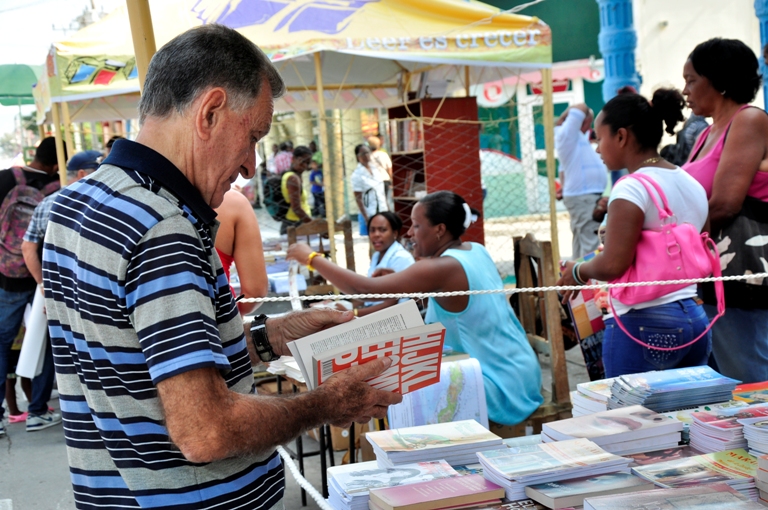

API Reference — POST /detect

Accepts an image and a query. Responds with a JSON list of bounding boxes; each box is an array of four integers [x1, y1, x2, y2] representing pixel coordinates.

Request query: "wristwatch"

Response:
[[249, 314, 279, 362]]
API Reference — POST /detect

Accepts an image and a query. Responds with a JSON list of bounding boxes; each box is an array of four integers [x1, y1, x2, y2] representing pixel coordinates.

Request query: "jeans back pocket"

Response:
[[639, 326, 686, 370]]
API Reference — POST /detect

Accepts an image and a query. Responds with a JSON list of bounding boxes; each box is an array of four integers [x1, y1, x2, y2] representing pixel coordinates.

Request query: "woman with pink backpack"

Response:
[[557, 89, 721, 378]]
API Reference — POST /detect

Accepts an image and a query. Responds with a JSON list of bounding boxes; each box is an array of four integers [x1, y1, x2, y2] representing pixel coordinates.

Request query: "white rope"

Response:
[[277, 445, 334, 510], [240, 272, 768, 303]]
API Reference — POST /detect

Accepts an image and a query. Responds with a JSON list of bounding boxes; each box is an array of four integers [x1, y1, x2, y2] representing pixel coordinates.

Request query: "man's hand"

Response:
[[266, 308, 354, 356], [317, 357, 403, 427]]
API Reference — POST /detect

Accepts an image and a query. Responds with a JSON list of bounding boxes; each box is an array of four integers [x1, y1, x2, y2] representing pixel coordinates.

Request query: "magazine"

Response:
[[583, 482, 764, 510], [524, 472, 653, 509], [368, 474, 504, 510], [286, 300, 445, 392], [328, 460, 458, 495], [631, 449, 757, 489]]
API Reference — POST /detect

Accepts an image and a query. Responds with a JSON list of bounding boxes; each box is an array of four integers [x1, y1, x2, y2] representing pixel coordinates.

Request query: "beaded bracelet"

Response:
[[572, 262, 587, 286]]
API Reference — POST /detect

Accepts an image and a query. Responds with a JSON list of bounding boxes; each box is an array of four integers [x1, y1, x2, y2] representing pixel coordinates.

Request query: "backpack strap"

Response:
[[10, 167, 26, 187], [616, 173, 674, 221], [40, 179, 61, 196]]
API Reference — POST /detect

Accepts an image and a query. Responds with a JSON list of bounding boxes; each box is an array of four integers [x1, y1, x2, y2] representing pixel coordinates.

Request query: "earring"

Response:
[[720, 90, 726, 96]]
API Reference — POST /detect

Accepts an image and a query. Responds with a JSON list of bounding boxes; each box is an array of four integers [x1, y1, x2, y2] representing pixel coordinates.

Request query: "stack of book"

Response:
[[327, 460, 459, 510], [734, 381, 768, 405], [631, 448, 758, 500], [583, 482, 766, 509], [365, 420, 504, 468], [571, 378, 614, 417], [477, 438, 632, 501], [541, 405, 683, 456], [739, 417, 768, 457], [368, 474, 504, 510], [523, 472, 653, 509], [757, 455, 768, 505], [688, 404, 768, 453], [607, 366, 741, 413], [662, 400, 748, 443]]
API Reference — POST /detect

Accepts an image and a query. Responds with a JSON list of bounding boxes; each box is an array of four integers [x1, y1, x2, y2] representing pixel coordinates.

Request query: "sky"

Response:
[[0, 0, 122, 136]]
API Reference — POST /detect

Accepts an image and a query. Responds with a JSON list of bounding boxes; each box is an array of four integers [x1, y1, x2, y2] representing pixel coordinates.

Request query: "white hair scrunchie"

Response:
[[462, 202, 472, 229]]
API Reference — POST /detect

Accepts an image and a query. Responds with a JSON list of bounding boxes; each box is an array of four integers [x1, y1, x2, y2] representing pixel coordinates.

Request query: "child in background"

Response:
[[309, 159, 325, 218]]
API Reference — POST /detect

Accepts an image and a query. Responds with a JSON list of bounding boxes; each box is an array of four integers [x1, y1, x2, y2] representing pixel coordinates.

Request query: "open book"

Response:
[[286, 300, 445, 393]]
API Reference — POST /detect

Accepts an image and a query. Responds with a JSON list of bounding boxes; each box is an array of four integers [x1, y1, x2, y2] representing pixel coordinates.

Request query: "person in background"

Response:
[[0, 137, 63, 438], [309, 157, 325, 218], [214, 189, 268, 316], [367, 135, 393, 204], [351, 144, 388, 236], [288, 191, 543, 428], [660, 114, 709, 166], [557, 89, 711, 378], [20, 149, 100, 432], [274, 140, 294, 174], [555, 103, 608, 259], [288, 211, 414, 317], [266, 142, 278, 175], [681, 38, 768, 383], [105, 135, 124, 158], [281, 145, 314, 234], [5, 329, 32, 423], [42, 25, 400, 509]]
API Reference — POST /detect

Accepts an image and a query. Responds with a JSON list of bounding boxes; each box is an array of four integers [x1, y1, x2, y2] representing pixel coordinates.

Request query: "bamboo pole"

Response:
[[126, 0, 156, 92], [464, 66, 471, 97], [61, 102, 75, 163], [314, 52, 337, 264], [50, 104, 67, 187], [541, 67, 560, 263]]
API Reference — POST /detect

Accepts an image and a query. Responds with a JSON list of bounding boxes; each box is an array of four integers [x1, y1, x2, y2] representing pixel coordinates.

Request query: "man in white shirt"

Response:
[[555, 103, 607, 259]]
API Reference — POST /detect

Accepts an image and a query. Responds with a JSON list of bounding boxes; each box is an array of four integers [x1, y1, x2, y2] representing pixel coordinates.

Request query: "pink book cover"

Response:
[[693, 406, 768, 430], [369, 474, 504, 509]]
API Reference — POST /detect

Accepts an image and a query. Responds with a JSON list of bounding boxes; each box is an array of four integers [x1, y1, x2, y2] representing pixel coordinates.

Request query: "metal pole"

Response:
[[755, 0, 768, 105], [126, 0, 157, 92], [314, 52, 338, 264], [61, 102, 75, 162], [596, 0, 641, 101], [50, 104, 67, 187], [541, 68, 560, 263]]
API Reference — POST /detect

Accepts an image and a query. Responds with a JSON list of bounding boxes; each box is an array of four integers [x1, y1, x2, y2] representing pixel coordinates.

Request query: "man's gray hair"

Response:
[[138, 24, 285, 124]]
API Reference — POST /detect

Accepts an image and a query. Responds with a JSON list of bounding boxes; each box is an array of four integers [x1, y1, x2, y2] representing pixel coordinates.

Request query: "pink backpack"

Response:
[[0, 167, 60, 278]]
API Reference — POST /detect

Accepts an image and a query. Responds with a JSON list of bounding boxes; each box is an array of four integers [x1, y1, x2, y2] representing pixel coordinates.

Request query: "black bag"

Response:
[[263, 174, 289, 221], [702, 196, 768, 309]]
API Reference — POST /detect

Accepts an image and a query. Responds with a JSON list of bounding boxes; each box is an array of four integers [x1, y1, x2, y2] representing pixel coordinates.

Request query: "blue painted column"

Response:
[[755, 0, 768, 104], [596, 0, 641, 102]]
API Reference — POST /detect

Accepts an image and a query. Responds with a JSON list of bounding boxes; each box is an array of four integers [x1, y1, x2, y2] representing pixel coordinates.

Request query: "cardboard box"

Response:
[[307, 423, 369, 452], [360, 431, 376, 462]]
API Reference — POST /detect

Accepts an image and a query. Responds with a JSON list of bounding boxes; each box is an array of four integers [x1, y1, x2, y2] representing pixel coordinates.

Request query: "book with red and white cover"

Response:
[[368, 474, 504, 510], [313, 322, 445, 393]]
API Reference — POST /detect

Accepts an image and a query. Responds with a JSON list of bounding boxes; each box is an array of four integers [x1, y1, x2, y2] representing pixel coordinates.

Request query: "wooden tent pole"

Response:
[[61, 102, 75, 163], [50, 104, 67, 187], [465, 66, 471, 97], [541, 67, 560, 263], [314, 52, 338, 264], [126, 0, 156, 92]]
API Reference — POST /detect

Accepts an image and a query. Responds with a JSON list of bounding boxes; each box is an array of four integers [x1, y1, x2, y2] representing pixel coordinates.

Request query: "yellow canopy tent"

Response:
[[36, 0, 559, 259]]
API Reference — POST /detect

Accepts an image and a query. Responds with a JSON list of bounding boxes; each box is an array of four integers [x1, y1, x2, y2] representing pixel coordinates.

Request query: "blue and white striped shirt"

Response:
[[43, 140, 283, 510]]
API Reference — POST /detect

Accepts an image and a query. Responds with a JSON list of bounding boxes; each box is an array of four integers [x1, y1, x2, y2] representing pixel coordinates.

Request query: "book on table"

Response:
[[286, 300, 445, 393], [477, 438, 631, 501], [689, 403, 768, 453], [734, 381, 768, 405], [583, 482, 765, 510], [368, 474, 504, 510], [541, 405, 683, 456], [365, 420, 503, 468], [607, 366, 740, 413], [631, 448, 757, 499], [524, 472, 654, 509], [628, 446, 701, 467], [328, 460, 459, 510]]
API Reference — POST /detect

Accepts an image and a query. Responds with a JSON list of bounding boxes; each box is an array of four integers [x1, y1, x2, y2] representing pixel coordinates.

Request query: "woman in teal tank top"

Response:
[[287, 191, 542, 426]]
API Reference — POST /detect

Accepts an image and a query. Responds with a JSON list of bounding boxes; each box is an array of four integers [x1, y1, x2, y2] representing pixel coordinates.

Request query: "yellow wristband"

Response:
[[353, 308, 359, 317], [307, 251, 320, 271]]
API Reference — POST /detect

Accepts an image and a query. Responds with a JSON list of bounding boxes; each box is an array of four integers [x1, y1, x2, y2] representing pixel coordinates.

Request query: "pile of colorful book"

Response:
[[630, 448, 758, 500], [541, 405, 683, 456], [570, 378, 613, 417], [688, 403, 768, 453], [476, 437, 632, 501], [740, 416, 768, 457], [367, 474, 506, 510], [583, 482, 766, 510], [757, 455, 768, 505], [607, 366, 741, 413], [365, 420, 504, 469]]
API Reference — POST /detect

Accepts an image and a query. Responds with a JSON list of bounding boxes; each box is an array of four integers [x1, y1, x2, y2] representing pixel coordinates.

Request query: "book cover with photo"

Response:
[[366, 419, 501, 454], [734, 381, 768, 405], [525, 472, 654, 509], [631, 449, 757, 489], [583, 482, 765, 510], [328, 460, 458, 495], [368, 474, 504, 510], [628, 446, 701, 467]]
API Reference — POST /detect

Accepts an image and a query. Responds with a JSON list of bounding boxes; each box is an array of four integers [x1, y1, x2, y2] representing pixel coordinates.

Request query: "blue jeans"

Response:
[[704, 304, 768, 384], [358, 213, 369, 236], [0, 287, 34, 420], [603, 298, 712, 378]]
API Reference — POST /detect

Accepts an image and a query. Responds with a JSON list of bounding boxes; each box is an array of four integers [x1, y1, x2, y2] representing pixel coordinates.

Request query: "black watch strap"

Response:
[[250, 314, 279, 362]]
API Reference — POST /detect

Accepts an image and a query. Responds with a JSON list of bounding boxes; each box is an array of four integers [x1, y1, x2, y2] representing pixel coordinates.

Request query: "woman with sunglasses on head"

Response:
[[288, 191, 542, 428], [557, 89, 711, 378]]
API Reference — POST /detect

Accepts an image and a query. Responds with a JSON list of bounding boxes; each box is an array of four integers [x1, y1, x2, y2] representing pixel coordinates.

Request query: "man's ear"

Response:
[[194, 87, 228, 141]]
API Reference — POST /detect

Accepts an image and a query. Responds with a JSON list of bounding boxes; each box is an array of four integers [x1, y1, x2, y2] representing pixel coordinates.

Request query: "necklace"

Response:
[[639, 156, 662, 167]]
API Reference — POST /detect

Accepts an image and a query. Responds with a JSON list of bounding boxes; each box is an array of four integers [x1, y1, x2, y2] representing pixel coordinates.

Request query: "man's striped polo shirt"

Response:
[[42, 139, 284, 510]]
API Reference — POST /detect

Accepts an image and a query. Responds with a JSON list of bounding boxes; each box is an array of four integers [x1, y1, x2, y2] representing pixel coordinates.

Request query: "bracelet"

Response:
[[353, 308, 358, 317], [307, 251, 320, 271], [572, 262, 587, 286]]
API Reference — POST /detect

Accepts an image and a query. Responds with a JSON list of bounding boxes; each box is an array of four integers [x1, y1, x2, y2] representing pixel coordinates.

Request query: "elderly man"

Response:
[[555, 103, 607, 259], [43, 25, 400, 509]]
